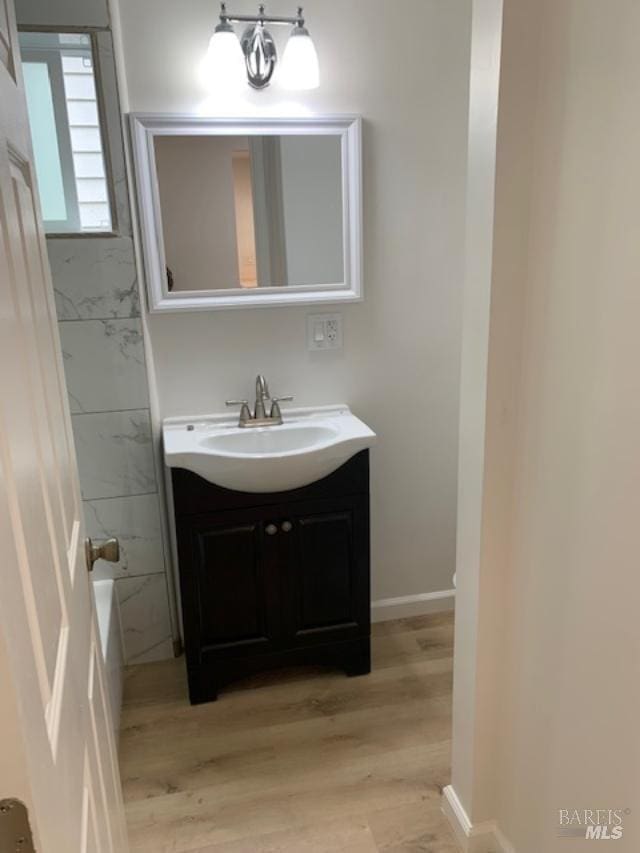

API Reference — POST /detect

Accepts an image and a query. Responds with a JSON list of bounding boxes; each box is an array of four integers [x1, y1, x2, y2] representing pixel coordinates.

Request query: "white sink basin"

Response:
[[200, 424, 338, 455], [163, 405, 376, 493]]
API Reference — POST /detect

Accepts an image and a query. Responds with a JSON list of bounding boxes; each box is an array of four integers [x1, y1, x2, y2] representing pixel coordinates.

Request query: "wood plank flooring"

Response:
[[119, 612, 458, 853]]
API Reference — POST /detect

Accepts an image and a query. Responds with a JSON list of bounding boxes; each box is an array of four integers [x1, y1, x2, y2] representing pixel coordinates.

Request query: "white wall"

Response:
[[449, 0, 640, 850], [114, 0, 472, 604], [279, 136, 343, 285]]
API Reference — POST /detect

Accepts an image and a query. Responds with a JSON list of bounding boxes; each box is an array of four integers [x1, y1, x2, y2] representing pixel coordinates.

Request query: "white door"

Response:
[[0, 1, 128, 850]]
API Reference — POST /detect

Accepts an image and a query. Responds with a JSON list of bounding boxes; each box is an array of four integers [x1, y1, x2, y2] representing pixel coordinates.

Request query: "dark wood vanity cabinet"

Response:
[[172, 451, 371, 703]]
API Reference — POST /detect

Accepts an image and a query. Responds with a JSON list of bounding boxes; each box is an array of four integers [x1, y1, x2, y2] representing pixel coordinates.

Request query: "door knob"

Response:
[[85, 537, 120, 572], [281, 521, 292, 533], [265, 524, 278, 536]]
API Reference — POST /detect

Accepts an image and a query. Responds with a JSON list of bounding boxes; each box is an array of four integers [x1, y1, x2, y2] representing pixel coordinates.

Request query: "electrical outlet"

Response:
[[307, 313, 343, 351], [325, 317, 339, 345]]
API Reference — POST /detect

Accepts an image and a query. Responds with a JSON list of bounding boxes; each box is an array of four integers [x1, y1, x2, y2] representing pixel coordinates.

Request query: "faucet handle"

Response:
[[269, 396, 293, 421], [226, 400, 251, 425]]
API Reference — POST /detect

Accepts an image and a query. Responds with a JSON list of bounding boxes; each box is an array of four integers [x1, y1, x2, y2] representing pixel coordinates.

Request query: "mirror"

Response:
[[155, 135, 343, 292], [129, 116, 362, 311]]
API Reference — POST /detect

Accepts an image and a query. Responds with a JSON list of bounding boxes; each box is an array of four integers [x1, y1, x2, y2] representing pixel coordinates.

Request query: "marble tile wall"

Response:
[[50, 235, 174, 664], [51, 238, 139, 320], [37, 25, 176, 665], [60, 320, 149, 414]]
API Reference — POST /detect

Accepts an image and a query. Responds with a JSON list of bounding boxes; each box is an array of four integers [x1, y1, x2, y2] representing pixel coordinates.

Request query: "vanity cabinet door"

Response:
[[176, 510, 285, 666], [282, 497, 370, 646]]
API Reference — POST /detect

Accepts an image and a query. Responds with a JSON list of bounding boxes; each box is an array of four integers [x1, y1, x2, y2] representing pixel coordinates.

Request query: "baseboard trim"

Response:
[[371, 589, 455, 623], [442, 786, 515, 853]]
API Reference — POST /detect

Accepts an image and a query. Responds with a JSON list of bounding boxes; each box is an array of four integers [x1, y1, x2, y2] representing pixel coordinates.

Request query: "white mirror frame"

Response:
[[129, 114, 362, 312]]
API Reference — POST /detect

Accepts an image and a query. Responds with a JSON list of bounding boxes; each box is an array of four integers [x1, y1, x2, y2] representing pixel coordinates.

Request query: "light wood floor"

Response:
[[119, 612, 458, 853]]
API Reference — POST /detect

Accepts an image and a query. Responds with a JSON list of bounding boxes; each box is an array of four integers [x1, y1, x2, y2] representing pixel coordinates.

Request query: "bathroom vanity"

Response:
[[164, 404, 376, 703], [131, 109, 370, 701], [132, 111, 370, 701]]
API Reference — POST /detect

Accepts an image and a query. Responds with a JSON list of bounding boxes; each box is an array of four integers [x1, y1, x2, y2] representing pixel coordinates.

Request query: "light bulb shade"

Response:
[[204, 26, 246, 90], [280, 27, 319, 90]]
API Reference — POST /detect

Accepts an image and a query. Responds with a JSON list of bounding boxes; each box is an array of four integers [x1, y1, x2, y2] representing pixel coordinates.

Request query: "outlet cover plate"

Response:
[[307, 313, 343, 351]]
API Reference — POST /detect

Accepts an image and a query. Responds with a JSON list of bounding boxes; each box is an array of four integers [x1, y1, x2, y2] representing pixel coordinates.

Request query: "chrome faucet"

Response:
[[226, 375, 293, 428], [254, 374, 270, 420]]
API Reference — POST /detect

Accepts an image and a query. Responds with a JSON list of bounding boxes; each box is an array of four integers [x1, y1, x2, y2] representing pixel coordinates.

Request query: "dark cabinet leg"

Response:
[[187, 668, 218, 704], [344, 637, 371, 677]]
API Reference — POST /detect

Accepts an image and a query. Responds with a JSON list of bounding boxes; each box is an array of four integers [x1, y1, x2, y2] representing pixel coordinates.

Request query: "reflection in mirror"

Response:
[[153, 135, 344, 291]]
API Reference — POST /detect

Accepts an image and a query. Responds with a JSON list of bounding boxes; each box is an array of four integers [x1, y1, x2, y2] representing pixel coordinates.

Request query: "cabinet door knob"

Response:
[[265, 523, 278, 536], [281, 521, 293, 533]]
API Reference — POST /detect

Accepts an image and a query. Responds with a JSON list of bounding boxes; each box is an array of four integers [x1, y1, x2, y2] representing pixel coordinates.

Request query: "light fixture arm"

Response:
[[218, 2, 304, 27]]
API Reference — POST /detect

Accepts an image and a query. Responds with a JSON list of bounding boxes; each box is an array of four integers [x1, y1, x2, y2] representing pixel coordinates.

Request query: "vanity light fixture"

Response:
[[206, 2, 319, 90]]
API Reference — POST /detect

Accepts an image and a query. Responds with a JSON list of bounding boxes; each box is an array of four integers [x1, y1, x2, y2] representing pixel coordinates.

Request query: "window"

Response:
[[19, 31, 112, 234]]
